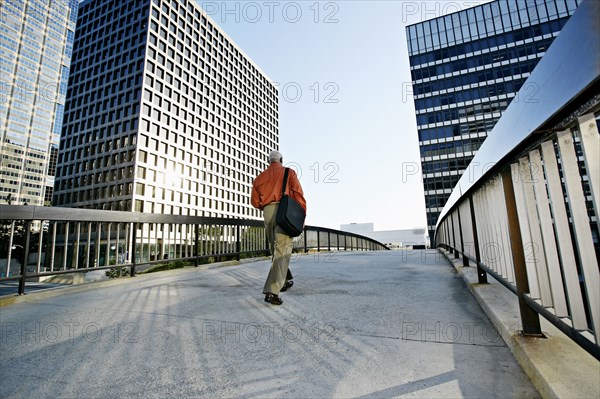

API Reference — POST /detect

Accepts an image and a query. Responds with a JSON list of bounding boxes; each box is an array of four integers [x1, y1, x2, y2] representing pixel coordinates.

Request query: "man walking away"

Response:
[[251, 151, 307, 305]]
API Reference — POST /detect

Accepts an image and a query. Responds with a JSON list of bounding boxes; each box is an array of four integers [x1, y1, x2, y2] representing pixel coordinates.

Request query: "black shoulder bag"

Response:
[[275, 168, 306, 237]]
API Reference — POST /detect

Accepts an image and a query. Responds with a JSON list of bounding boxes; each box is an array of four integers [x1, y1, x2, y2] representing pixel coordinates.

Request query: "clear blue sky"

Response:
[[208, 1, 493, 231]]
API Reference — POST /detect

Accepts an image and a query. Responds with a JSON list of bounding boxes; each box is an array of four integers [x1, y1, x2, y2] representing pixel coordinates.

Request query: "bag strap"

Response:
[[280, 168, 290, 197]]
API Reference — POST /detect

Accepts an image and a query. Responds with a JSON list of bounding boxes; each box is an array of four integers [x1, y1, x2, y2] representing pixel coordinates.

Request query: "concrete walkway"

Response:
[[0, 250, 539, 398]]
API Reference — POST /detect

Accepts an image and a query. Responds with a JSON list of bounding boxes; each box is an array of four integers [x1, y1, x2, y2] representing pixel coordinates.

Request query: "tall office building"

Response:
[[53, 0, 278, 220], [406, 0, 580, 244], [0, 0, 78, 206]]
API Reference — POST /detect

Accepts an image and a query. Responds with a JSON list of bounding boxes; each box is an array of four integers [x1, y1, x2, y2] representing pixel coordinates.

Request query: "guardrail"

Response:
[[434, 1, 599, 360], [0, 206, 388, 296]]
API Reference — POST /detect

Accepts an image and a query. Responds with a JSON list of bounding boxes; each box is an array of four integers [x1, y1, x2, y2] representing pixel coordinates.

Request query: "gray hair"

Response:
[[268, 150, 283, 163]]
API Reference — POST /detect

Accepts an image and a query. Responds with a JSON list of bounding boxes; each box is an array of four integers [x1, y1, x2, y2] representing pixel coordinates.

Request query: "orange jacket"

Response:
[[251, 162, 307, 212]]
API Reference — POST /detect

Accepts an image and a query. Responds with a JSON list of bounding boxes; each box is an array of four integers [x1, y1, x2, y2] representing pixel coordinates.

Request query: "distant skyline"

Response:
[[209, 0, 493, 231]]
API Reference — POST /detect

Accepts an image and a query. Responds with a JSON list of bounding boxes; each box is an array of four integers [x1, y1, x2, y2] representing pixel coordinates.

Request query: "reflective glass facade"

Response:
[[54, 0, 279, 219], [0, 0, 78, 206], [406, 0, 580, 244]]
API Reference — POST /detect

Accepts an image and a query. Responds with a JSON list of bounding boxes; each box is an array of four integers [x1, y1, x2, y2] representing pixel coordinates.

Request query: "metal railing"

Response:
[[435, 1, 599, 360], [298, 225, 389, 253], [0, 206, 388, 296]]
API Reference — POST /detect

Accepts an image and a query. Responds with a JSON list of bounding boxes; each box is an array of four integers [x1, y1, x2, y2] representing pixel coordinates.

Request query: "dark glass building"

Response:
[[406, 0, 580, 244], [54, 0, 279, 219]]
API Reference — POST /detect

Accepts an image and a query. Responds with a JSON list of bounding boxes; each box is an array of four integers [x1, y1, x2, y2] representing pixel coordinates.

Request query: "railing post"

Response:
[[195, 224, 200, 267], [317, 230, 320, 252], [18, 221, 31, 295], [449, 213, 459, 258], [265, 231, 270, 255], [130, 223, 137, 277], [456, 204, 469, 267], [445, 219, 451, 251], [303, 227, 308, 253], [501, 168, 542, 336], [236, 224, 241, 261], [469, 196, 487, 284]]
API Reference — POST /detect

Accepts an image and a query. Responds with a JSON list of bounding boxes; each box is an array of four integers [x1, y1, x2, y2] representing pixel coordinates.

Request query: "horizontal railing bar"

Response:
[[0, 205, 265, 227], [2, 264, 132, 279], [523, 295, 600, 361], [0, 276, 24, 282], [442, 244, 518, 296], [305, 225, 390, 249]]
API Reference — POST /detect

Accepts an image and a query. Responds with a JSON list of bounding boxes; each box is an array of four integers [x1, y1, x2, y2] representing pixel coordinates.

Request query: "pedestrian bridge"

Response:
[[0, 250, 542, 398], [1, 2, 600, 397]]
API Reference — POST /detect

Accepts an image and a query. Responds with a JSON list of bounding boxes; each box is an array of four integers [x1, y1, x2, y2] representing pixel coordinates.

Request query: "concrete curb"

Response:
[[439, 249, 600, 399]]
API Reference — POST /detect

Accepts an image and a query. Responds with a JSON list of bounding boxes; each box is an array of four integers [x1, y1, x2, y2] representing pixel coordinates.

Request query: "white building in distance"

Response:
[[340, 223, 428, 249]]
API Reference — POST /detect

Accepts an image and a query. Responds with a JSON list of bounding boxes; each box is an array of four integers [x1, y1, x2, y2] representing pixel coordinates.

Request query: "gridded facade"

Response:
[[406, 0, 580, 244], [54, 0, 279, 219], [0, 0, 78, 206]]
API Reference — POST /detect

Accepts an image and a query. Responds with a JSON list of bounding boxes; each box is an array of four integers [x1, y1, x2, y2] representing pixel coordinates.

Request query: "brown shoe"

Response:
[[264, 293, 283, 305]]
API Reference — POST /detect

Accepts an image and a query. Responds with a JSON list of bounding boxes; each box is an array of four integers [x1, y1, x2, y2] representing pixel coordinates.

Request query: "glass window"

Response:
[[565, 0, 578, 13], [424, 21, 432, 50], [536, 1, 549, 22], [438, 19, 448, 47], [467, 8, 478, 39], [460, 13, 470, 41], [546, 0, 558, 18], [445, 16, 455, 45], [526, 1, 540, 24], [508, 0, 521, 29], [431, 20, 440, 48], [417, 23, 425, 52], [555, 0, 568, 17], [518, 0, 530, 26], [408, 25, 416, 54], [500, 0, 512, 31], [453, 14, 463, 43], [475, 7, 486, 37], [489, 2, 502, 34]]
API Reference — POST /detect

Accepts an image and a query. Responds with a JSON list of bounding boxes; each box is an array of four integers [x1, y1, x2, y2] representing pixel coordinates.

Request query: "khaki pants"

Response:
[[262, 203, 293, 295]]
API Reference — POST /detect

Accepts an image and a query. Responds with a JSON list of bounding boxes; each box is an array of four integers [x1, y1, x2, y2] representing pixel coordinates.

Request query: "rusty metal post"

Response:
[[450, 213, 459, 258], [469, 196, 488, 284], [501, 168, 542, 336], [456, 204, 469, 267]]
